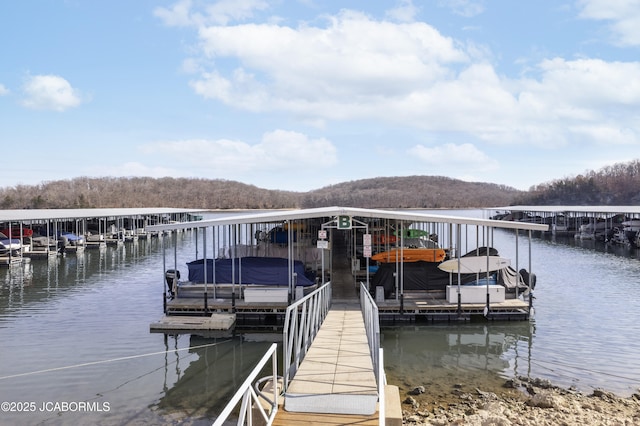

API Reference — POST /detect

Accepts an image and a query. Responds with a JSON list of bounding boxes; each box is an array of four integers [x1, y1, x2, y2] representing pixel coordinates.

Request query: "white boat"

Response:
[[622, 219, 640, 233], [575, 221, 608, 240], [608, 227, 630, 245], [551, 214, 571, 234], [0, 232, 22, 255]]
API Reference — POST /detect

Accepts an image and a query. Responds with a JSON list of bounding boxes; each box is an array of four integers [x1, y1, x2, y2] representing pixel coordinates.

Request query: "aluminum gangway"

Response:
[[213, 281, 402, 426]]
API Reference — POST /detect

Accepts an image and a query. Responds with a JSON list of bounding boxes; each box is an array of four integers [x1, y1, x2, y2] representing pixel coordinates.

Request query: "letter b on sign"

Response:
[[337, 215, 352, 230]]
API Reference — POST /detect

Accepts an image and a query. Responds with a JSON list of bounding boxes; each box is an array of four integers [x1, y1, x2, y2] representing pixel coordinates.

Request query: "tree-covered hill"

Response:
[[515, 159, 640, 205], [301, 176, 520, 208], [0, 175, 520, 210], [2, 159, 639, 210]]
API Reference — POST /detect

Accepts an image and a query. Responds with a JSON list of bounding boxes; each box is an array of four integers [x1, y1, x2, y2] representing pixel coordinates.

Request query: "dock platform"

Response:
[[24, 249, 57, 259], [376, 291, 531, 321], [0, 256, 23, 266], [162, 292, 530, 322], [150, 313, 236, 332]]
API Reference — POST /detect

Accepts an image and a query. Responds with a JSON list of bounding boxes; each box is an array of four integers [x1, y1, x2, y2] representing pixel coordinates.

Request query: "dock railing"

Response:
[[360, 281, 381, 385], [282, 281, 332, 390], [211, 343, 279, 426], [361, 282, 388, 426]]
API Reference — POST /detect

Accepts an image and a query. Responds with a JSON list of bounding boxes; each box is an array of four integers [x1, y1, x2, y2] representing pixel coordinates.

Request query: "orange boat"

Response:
[[371, 247, 446, 263]]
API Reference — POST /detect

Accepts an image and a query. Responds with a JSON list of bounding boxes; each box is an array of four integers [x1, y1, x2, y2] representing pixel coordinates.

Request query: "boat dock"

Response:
[[148, 207, 545, 329], [491, 205, 640, 244], [0, 208, 206, 265], [148, 208, 546, 423], [143, 207, 549, 424]]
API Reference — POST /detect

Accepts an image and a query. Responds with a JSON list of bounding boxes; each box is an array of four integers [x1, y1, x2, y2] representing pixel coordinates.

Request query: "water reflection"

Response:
[[382, 322, 534, 391], [154, 334, 273, 421], [543, 232, 640, 260], [0, 232, 281, 425]]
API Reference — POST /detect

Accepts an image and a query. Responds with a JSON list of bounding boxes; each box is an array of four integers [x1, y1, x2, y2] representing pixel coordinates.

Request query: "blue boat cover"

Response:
[[187, 256, 315, 286]]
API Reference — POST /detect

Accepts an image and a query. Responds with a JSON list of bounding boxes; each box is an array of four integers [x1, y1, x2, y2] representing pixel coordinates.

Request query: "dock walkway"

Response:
[[283, 302, 378, 415], [273, 231, 402, 425]]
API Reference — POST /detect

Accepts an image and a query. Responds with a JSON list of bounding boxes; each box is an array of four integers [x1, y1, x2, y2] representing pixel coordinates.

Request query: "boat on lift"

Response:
[[371, 247, 446, 263]]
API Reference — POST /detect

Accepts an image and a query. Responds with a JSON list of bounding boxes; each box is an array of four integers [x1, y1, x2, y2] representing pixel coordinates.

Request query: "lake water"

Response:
[[1, 210, 639, 424]]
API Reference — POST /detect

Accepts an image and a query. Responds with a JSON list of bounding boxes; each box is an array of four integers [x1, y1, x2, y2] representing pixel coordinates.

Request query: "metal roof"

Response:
[[0, 208, 205, 222], [493, 205, 640, 215], [146, 206, 549, 232]]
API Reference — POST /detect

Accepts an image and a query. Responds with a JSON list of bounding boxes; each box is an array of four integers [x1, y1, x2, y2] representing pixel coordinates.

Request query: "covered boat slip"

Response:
[[491, 205, 640, 237], [150, 207, 547, 322], [0, 208, 205, 261]]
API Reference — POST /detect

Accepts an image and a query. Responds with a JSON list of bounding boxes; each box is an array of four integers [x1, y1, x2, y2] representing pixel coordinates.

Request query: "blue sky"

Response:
[[1, 0, 639, 192]]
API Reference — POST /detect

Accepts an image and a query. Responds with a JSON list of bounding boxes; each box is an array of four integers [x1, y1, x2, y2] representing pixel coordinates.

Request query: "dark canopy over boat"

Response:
[[370, 247, 533, 298]]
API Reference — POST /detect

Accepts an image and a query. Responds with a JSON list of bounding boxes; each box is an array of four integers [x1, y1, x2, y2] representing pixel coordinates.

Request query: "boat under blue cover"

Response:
[[187, 256, 315, 286]]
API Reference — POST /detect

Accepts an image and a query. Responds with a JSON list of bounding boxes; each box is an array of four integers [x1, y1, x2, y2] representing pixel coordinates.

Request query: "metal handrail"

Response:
[[212, 343, 279, 426], [282, 281, 332, 390], [360, 281, 381, 385], [214, 281, 387, 425]]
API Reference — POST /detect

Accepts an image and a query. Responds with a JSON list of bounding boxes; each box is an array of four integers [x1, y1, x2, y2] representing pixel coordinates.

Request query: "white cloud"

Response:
[[509, 58, 640, 145], [191, 10, 468, 116], [140, 130, 338, 176], [578, 0, 640, 46], [438, 0, 485, 18], [154, 0, 269, 27], [409, 143, 499, 172], [168, 6, 640, 151], [0, 84, 8, 96], [21, 75, 82, 111], [569, 124, 637, 145], [386, 0, 420, 23], [203, 0, 270, 25], [154, 0, 196, 27], [537, 58, 640, 106]]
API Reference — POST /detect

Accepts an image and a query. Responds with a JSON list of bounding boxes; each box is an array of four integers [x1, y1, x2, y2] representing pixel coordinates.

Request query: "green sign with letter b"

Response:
[[337, 215, 352, 229]]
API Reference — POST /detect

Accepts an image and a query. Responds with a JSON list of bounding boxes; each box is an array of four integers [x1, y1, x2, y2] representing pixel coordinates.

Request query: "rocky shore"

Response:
[[400, 376, 640, 425]]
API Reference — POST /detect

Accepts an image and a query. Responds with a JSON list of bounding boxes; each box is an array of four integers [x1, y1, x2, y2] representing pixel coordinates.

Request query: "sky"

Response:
[[1, 0, 639, 193]]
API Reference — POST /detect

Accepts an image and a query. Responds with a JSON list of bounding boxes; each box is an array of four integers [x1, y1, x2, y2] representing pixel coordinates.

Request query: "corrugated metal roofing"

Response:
[[493, 205, 640, 215], [146, 206, 550, 232], [0, 208, 205, 222]]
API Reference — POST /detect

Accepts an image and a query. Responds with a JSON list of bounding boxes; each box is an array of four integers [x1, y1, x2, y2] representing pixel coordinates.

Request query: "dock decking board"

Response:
[[272, 409, 380, 425]]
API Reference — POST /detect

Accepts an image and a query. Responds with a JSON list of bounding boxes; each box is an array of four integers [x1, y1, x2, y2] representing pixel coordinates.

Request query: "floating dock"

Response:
[[150, 313, 236, 332], [160, 294, 530, 322]]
